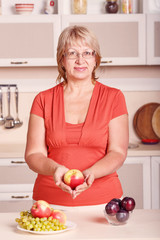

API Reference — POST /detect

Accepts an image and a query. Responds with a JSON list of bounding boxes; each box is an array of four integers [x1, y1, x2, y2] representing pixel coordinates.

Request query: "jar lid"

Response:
[[106, 0, 117, 2]]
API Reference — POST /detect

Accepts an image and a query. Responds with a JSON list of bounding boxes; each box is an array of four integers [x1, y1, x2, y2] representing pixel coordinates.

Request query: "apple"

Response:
[[63, 169, 85, 190], [50, 209, 67, 224], [121, 197, 136, 211], [31, 200, 51, 218]]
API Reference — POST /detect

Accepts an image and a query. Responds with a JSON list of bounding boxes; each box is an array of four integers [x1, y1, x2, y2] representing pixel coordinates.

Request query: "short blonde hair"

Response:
[[56, 25, 101, 84]]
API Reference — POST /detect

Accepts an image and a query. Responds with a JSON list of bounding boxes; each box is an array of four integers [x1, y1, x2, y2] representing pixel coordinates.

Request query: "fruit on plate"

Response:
[[50, 209, 67, 224], [116, 209, 129, 222], [15, 210, 67, 231], [63, 169, 85, 190], [121, 197, 136, 211], [31, 200, 51, 218], [105, 200, 120, 216]]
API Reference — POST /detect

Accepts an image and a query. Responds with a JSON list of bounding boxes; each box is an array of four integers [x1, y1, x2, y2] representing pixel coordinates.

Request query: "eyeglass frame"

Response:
[[63, 50, 96, 60]]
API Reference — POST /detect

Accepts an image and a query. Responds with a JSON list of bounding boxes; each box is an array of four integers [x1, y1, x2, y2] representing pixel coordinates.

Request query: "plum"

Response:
[[111, 198, 122, 208], [121, 197, 136, 211], [116, 209, 129, 222], [105, 200, 120, 216]]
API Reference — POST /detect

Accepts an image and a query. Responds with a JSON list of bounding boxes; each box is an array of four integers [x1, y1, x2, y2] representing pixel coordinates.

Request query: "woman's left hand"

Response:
[[72, 170, 95, 199]]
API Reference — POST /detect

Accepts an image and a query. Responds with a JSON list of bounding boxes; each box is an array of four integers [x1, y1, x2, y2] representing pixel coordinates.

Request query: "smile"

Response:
[[74, 67, 87, 72]]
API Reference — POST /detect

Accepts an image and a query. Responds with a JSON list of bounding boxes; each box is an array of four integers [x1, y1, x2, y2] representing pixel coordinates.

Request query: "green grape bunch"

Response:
[[15, 210, 67, 232]]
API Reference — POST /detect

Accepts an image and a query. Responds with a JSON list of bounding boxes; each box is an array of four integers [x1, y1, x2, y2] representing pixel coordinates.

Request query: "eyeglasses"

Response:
[[64, 50, 96, 59]]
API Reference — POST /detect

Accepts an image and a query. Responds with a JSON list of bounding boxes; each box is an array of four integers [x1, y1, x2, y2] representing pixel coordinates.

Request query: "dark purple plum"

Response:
[[111, 198, 122, 208], [121, 197, 136, 211], [105, 200, 120, 216], [116, 209, 129, 222]]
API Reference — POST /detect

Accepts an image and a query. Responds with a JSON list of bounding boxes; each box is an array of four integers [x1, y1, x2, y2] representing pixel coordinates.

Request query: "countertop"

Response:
[[0, 209, 160, 240], [0, 142, 160, 158]]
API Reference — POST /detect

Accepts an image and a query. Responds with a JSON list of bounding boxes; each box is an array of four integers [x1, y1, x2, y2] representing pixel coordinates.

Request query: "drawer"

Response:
[[0, 192, 33, 213], [0, 165, 37, 184]]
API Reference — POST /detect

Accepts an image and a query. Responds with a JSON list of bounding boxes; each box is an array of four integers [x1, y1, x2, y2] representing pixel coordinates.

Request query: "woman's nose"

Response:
[[75, 54, 85, 64]]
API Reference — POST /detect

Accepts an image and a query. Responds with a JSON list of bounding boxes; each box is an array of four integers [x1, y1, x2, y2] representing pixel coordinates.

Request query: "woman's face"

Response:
[[62, 41, 96, 82]]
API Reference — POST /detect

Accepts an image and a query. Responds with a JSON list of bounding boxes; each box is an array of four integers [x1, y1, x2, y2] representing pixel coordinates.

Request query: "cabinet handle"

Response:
[[101, 60, 113, 64], [11, 161, 26, 164], [10, 61, 28, 64], [11, 195, 29, 199]]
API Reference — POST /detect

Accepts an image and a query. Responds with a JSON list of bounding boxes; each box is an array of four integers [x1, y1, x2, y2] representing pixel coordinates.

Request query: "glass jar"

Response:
[[121, 0, 132, 14], [105, 0, 119, 14], [0, 0, 1, 15], [72, 0, 87, 14]]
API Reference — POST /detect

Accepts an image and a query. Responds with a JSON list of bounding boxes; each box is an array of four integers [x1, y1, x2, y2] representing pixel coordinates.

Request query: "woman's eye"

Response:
[[68, 51, 77, 56], [84, 51, 92, 56]]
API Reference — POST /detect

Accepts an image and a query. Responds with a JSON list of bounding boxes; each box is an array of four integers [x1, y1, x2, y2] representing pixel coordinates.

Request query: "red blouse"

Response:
[[30, 81, 128, 206]]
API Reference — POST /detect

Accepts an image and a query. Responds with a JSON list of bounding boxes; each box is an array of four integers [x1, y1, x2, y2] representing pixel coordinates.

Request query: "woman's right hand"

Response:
[[53, 166, 73, 195]]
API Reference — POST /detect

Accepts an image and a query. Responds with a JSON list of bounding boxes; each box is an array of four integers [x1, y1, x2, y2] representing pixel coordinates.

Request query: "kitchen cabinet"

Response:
[[0, 15, 61, 67], [0, 158, 36, 212], [151, 156, 160, 209], [147, 14, 160, 65], [61, 14, 146, 66], [0, 0, 159, 66], [117, 156, 151, 209]]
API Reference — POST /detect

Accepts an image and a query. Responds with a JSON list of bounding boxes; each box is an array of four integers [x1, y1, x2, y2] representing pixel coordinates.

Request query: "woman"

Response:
[[25, 25, 129, 207]]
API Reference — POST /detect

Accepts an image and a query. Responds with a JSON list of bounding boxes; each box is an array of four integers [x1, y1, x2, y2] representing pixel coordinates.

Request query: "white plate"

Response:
[[17, 220, 77, 235]]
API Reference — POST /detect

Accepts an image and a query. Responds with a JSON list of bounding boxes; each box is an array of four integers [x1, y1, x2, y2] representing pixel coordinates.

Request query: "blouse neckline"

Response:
[[61, 81, 99, 145]]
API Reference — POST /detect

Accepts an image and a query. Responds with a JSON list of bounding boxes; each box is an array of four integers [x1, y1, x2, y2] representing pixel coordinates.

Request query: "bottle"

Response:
[[121, 0, 132, 14], [105, 0, 119, 14], [72, 0, 87, 14], [44, 0, 55, 14], [0, 0, 1, 15]]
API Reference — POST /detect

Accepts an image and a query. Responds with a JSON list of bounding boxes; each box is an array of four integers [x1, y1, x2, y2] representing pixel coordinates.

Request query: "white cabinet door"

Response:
[[0, 15, 61, 67], [147, 14, 160, 65], [117, 156, 151, 209], [0, 158, 36, 212], [151, 156, 160, 209], [62, 14, 146, 66]]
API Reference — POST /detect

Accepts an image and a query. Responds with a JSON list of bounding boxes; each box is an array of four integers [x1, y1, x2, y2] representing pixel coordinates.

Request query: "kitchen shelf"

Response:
[[0, 0, 59, 15], [0, 0, 145, 16], [0, 0, 159, 66]]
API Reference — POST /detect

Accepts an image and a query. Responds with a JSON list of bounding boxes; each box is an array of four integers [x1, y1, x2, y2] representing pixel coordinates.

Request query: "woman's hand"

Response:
[[53, 166, 73, 195], [54, 167, 95, 199], [71, 170, 95, 199]]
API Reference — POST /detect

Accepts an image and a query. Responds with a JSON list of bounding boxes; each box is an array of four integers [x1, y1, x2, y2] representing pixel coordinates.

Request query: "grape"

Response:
[[15, 210, 67, 232]]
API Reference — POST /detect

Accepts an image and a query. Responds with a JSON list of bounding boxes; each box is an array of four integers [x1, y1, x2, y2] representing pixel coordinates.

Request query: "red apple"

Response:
[[31, 200, 51, 218], [63, 169, 85, 190], [50, 210, 67, 224]]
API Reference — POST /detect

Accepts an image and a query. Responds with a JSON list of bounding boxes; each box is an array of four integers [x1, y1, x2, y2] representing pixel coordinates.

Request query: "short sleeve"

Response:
[[30, 92, 44, 118], [112, 90, 128, 120]]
